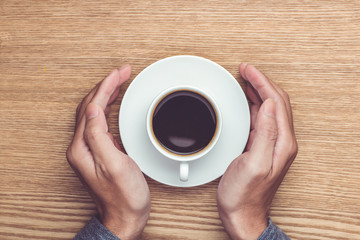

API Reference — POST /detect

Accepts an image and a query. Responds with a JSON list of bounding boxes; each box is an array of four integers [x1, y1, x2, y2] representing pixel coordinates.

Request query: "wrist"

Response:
[[220, 209, 268, 240], [101, 213, 149, 240]]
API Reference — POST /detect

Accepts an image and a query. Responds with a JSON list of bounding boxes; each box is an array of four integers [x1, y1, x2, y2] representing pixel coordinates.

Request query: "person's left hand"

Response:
[[217, 63, 297, 239], [66, 65, 150, 240]]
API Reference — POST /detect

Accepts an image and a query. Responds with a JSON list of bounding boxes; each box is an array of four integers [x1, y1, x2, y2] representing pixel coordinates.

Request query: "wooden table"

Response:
[[1, 1, 359, 239]]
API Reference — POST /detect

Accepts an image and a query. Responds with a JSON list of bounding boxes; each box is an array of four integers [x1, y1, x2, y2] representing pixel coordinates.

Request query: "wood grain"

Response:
[[1, 0, 359, 239]]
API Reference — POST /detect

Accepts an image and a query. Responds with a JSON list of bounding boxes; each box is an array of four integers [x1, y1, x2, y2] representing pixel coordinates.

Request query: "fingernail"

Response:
[[264, 98, 276, 118], [119, 64, 131, 72], [240, 63, 248, 79], [86, 104, 98, 120], [244, 64, 252, 81]]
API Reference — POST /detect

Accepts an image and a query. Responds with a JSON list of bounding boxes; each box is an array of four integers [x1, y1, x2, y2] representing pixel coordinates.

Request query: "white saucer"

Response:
[[119, 55, 250, 187]]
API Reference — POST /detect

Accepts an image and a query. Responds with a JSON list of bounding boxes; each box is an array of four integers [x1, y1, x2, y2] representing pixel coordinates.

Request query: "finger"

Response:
[[108, 65, 131, 105], [75, 65, 123, 127], [243, 64, 294, 129], [73, 114, 87, 144], [246, 83, 261, 131], [250, 104, 259, 131], [90, 65, 131, 111], [84, 103, 126, 169], [76, 83, 100, 126], [262, 75, 294, 129], [248, 98, 277, 173], [286, 94, 294, 131], [104, 105, 111, 117], [243, 64, 279, 102], [77, 64, 130, 126], [108, 83, 122, 105], [242, 65, 297, 175], [239, 62, 248, 81], [243, 64, 292, 141], [73, 65, 131, 144], [246, 81, 262, 105]]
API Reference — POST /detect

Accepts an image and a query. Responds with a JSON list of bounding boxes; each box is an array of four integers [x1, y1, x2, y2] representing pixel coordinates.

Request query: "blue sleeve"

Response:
[[258, 218, 290, 240], [74, 217, 120, 240]]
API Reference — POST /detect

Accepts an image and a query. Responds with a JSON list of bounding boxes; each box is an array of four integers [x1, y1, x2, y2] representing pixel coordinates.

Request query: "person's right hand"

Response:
[[66, 65, 150, 240], [217, 63, 298, 239]]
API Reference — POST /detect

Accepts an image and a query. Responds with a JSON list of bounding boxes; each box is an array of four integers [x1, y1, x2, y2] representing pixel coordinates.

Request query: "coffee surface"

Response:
[[152, 90, 217, 155]]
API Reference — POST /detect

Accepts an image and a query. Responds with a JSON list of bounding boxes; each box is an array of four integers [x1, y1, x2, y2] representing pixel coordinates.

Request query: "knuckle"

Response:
[[233, 155, 246, 172], [66, 145, 77, 168], [284, 137, 298, 158], [291, 139, 299, 157], [108, 161, 123, 176], [84, 125, 100, 143], [66, 146, 73, 162], [97, 160, 125, 180], [248, 163, 269, 181], [243, 156, 270, 181]]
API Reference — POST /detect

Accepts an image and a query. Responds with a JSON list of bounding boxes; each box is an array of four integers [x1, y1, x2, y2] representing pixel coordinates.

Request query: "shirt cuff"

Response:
[[74, 216, 120, 240], [257, 218, 290, 240]]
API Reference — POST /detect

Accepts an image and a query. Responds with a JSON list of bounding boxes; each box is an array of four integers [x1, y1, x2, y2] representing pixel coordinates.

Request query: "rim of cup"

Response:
[[146, 85, 222, 162]]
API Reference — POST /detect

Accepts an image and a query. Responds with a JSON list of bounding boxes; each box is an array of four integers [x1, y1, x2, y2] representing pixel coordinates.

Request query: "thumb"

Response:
[[248, 98, 277, 169], [84, 103, 120, 164]]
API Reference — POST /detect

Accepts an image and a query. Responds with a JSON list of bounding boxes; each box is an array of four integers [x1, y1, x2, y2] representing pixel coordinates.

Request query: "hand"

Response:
[[66, 65, 151, 240], [217, 63, 298, 240]]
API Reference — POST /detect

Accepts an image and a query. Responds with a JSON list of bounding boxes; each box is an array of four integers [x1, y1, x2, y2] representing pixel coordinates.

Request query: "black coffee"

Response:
[[152, 90, 217, 155]]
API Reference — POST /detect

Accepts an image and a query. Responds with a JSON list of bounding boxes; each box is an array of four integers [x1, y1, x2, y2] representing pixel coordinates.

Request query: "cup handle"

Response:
[[180, 162, 189, 182]]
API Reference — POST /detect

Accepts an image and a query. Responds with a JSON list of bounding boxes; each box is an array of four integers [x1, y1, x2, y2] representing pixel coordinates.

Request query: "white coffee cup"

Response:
[[146, 85, 222, 182]]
